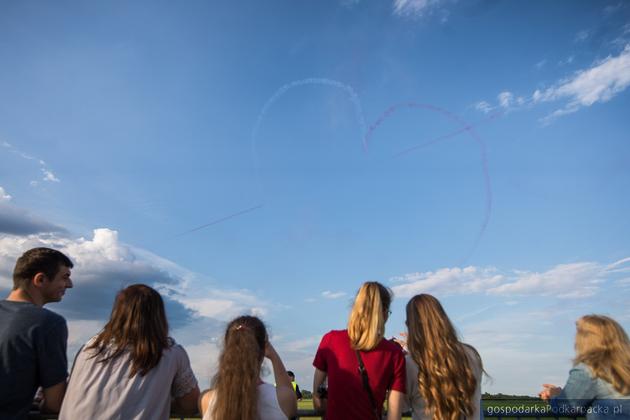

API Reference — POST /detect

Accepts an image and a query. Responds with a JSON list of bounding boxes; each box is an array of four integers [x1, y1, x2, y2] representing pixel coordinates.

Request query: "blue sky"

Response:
[[1, 0, 630, 395]]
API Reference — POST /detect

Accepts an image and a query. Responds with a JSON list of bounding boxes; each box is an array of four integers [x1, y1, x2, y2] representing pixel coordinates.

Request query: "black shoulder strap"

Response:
[[355, 350, 380, 420]]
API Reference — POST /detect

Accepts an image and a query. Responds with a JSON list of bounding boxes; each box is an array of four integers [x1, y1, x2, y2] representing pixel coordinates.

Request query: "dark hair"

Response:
[[211, 315, 267, 420], [13, 247, 73, 290], [287, 371, 295, 377], [87, 284, 170, 378]]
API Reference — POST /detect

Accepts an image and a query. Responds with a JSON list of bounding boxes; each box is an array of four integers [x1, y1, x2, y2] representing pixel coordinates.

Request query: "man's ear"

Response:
[[32, 272, 47, 288]]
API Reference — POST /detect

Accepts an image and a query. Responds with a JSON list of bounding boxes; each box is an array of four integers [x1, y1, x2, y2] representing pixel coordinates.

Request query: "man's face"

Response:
[[41, 264, 73, 303]]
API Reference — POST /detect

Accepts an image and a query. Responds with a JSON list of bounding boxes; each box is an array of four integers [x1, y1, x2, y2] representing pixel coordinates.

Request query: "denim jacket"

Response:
[[550, 363, 630, 420]]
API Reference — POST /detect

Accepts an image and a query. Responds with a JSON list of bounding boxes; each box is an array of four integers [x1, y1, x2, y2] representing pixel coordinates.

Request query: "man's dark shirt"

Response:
[[0, 301, 68, 419]]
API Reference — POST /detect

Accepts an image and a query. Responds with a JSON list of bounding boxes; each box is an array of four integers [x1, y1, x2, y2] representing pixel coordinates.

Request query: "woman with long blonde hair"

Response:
[[540, 315, 630, 418], [199, 315, 297, 420], [312, 281, 406, 420], [405, 294, 484, 420]]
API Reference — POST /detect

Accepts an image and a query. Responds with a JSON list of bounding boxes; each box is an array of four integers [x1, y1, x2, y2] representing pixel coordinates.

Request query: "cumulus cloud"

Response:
[[0, 203, 67, 235], [391, 258, 628, 299], [0, 224, 274, 338], [321, 290, 347, 299]]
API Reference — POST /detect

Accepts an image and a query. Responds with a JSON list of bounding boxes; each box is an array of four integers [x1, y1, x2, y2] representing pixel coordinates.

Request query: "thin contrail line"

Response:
[[365, 102, 498, 264], [174, 204, 264, 237]]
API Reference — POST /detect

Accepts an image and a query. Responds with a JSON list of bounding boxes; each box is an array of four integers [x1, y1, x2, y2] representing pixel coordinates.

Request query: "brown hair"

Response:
[[348, 281, 392, 351], [574, 314, 630, 394], [87, 284, 170, 378], [210, 315, 267, 420], [13, 247, 73, 290], [406, 294, 481, 420]]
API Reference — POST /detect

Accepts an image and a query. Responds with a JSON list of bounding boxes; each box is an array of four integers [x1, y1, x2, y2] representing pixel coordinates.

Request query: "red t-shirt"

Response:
[[313, 329, 406, 420]]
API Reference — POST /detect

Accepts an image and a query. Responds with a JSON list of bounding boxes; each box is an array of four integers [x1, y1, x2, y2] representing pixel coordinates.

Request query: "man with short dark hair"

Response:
[[0, 247, 74, 419]]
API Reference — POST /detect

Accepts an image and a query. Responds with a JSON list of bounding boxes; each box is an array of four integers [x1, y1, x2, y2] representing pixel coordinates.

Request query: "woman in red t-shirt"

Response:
[[312, 281, 406, 420]]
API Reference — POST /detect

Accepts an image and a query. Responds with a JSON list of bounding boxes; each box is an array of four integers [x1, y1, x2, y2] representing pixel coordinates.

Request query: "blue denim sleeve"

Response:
[[550, 364, 596, 413]]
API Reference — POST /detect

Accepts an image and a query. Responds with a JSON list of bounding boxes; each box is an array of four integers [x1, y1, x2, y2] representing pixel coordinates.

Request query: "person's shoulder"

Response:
[[259, 382, 276, 391], [162, 339, 188, 358], [4, 301, 66, 326], [42, 307, 66, 323], [571, 362, 595, 378], [379, 337, 405, 355], [461, 343, 481, 361], [321, 329, 348, 341]]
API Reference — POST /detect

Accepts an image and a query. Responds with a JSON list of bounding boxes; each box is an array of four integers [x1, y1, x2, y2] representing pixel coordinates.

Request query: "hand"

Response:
[[264, 340, 279, 361], [313, 394, 323, 412], [392, 332, 408, 354], [539, 384, 561, 400]]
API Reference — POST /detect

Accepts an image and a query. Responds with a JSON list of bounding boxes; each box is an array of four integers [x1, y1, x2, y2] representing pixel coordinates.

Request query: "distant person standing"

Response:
[[287, 371, 303, 400], [0, 247, 74, 419]]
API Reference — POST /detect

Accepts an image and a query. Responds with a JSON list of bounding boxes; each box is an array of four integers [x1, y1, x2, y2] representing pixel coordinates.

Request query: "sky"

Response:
[[1, 0, 630, 395]]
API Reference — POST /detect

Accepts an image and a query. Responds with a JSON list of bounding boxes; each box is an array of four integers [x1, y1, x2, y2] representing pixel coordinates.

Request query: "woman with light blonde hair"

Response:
[[404, 294, 484, 420], [540, 315, 630, 418], [199, 315, 297, 420], [312, 281, 406, 420]]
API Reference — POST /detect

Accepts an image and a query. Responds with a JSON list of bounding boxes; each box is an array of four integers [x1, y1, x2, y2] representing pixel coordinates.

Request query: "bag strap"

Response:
[[355, 350, 380, 420]]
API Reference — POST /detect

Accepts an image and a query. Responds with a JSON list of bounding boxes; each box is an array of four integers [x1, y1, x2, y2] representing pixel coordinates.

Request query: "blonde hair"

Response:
[[406, 294, 481, 420], [347, 281, 392, 351], [574, 314, 630, 395], [210, 316, 267, 420]]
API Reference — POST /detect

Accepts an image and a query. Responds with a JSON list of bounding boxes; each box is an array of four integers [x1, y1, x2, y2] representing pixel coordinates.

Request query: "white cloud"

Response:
[[488, 262, 602, 298], [1, 140, 61, 185], [42, 169, 60, 183], [474, 101, 493, 114], [392, 266, 504, 297], [393, 0, 444, 18], [476, 45, 630, 123], [391, 258, 627, 299], [0, 187, 11, 202], [497, 91, 514, 108], [535, 45, 630, 122], [182, 290, 269, 320], [535, 59, 547, 70], [321, 290, 347, 299], [0, 228, 270, 328]]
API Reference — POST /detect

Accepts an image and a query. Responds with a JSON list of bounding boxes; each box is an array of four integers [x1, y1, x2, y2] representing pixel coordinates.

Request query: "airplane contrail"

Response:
[[174, 204, 264, 237]]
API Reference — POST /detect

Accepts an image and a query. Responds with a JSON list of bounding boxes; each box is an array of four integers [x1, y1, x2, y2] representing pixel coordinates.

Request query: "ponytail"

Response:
[[348, 281, 392, 351], [211, 316, 267, 420]]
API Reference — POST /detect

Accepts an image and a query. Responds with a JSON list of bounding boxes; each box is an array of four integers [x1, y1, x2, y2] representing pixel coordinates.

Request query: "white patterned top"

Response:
[[59, 338, 198, 420]]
